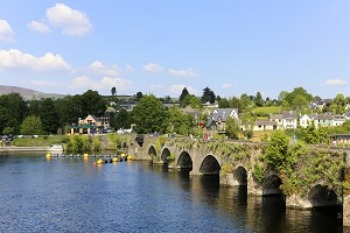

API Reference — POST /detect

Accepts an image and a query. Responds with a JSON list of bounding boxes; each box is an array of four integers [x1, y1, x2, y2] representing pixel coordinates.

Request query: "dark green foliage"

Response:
[[40, 98, 59, 134], [201, 87, 216, 104], [132, 95, 168, 134], [110, 109, 131, 129], [0, 93, 27, 134]]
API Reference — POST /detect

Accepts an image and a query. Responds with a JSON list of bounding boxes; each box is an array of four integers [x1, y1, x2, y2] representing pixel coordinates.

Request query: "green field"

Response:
[[253, 106, 281, 115]]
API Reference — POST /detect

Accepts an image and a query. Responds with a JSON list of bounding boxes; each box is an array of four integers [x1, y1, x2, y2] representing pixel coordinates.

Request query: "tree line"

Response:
[[1, 86, 350, 139]]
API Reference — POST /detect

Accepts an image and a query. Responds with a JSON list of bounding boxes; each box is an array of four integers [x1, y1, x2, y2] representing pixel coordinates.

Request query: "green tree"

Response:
[[110, 109, 130, 130], [28, 99, 40, 116], [218, 98, 230, 108], [239, 94, 254, 112], [229, 97, 240, 109], [40, 98, 59, 134], [111, 87, 116, 96], [201, 87, 216, 104], [265, 130, 289, 170], [20, 115, 43, 135], [278, 91, 289, 102], [225, 116, 239, 139], [179, 87, 190, 104], [188, 96, 202, 108], [56, 95, 83, 128], [81, 90, 106, 117], [240, 111, 256, 139], [135, 91, 143, 101], [255, 91, 264, 107], [166, 106, 193, 135], [0, 93, 27, 134], [300, 121, 327, 144], [132, 95, 168, 134], [285, 87, 313, 111]]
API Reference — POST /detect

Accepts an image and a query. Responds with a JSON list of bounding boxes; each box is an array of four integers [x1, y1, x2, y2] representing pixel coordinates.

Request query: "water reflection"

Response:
[[0, 156, 342, 233]]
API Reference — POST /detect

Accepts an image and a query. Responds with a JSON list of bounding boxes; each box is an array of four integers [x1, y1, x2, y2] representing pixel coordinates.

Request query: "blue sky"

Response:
[[0, 1, 349, 99]]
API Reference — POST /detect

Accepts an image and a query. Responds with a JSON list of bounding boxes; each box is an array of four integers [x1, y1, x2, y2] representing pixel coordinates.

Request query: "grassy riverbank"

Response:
[[11, 135, 66, 147], [7, 134, 129, 155]]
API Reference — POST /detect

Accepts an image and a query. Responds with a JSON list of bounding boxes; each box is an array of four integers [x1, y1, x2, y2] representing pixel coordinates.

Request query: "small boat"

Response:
[[48, 144, 64, 154]]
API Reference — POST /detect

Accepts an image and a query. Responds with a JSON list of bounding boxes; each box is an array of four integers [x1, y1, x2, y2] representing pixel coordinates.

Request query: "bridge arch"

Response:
[[308, 184, 338, 207], [233, 166, 247, 185], [199, 155, 221, 175], [262, 175, 282, 195], [160, 148, 171, 163], [176, 151, 192, 170], [148, 145, 157, 157]]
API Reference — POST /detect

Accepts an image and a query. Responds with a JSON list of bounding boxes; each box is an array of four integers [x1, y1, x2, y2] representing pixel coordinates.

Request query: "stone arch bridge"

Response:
[[124, 134, 350, 227]]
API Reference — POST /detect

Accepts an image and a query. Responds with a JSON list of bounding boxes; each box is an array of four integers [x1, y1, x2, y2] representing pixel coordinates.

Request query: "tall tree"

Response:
[[80, 90, 106, 116], [0, 93, 27, 134], [255, 92, 264, 107], [111, 87, 116, 96], [179, 87, 190, 104], [201, 87, 216, 104], [132, 95, 168, 134], [239, 93, 253, 112], [40, 98, 59, 134], [218, 98, 230, 108], [166, 106, 193, 135], [110, 109, 131, 130], [135, 91, 143, 101], [56, 95, 83, 127], [285, 87, 313, 111], [225, 116, 239, 139]]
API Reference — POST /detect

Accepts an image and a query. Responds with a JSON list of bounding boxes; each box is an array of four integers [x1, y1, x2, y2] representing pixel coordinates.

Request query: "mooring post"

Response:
[[344, 151, 350, 227]]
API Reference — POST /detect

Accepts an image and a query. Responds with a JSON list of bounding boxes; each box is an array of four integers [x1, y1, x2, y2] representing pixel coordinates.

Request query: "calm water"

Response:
[[0, 154, 342, 233]]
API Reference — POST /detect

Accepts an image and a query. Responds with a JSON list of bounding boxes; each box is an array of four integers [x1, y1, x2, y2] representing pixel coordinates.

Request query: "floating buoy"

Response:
[[83, 153, 89, 157], [46, 153, 51, 158], [112, 157, 119, 163], [96, 158, 104, 164]]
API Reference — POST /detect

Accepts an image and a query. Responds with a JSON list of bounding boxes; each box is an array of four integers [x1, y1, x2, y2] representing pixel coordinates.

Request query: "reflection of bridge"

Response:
[[125, 135, 350, 227]]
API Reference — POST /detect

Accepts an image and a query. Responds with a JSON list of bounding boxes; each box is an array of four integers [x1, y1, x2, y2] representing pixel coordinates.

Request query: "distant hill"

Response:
[[0, 85, 66, 100]]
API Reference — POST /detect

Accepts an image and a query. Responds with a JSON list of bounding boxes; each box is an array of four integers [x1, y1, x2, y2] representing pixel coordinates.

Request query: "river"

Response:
[[0, 154, 342, 233]]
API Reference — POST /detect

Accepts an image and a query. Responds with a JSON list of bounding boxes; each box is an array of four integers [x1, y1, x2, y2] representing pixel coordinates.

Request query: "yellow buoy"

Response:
[[121, 153, 126, 158], [46, 153, 51, 158], [83, 153, 89, 157], [96, 158, 104, 164], [112, 157, 119, 163]]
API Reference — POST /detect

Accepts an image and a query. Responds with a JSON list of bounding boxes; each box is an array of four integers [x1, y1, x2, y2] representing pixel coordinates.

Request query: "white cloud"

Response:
[[143, 63, 164, 73], [222, 83, 233, 89], [126, 65, 134, 72], [169, 85, 199, 95], [0, 20, 15, 41], [325, 79, 347, 86], [70, 76, 133, 91], [0, 49, 70, 71], [89, 61, 120, 77], [27, 20, 51, 34], [46, 3, 92, 36], [168, 68, 197, 78]]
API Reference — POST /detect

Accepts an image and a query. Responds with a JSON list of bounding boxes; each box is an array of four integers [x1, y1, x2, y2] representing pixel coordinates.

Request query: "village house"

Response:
[[253, 119, 277, 131], [205, 108, 239, 132], [270, 111, 297, 129], [70, 114, 110, 134]]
